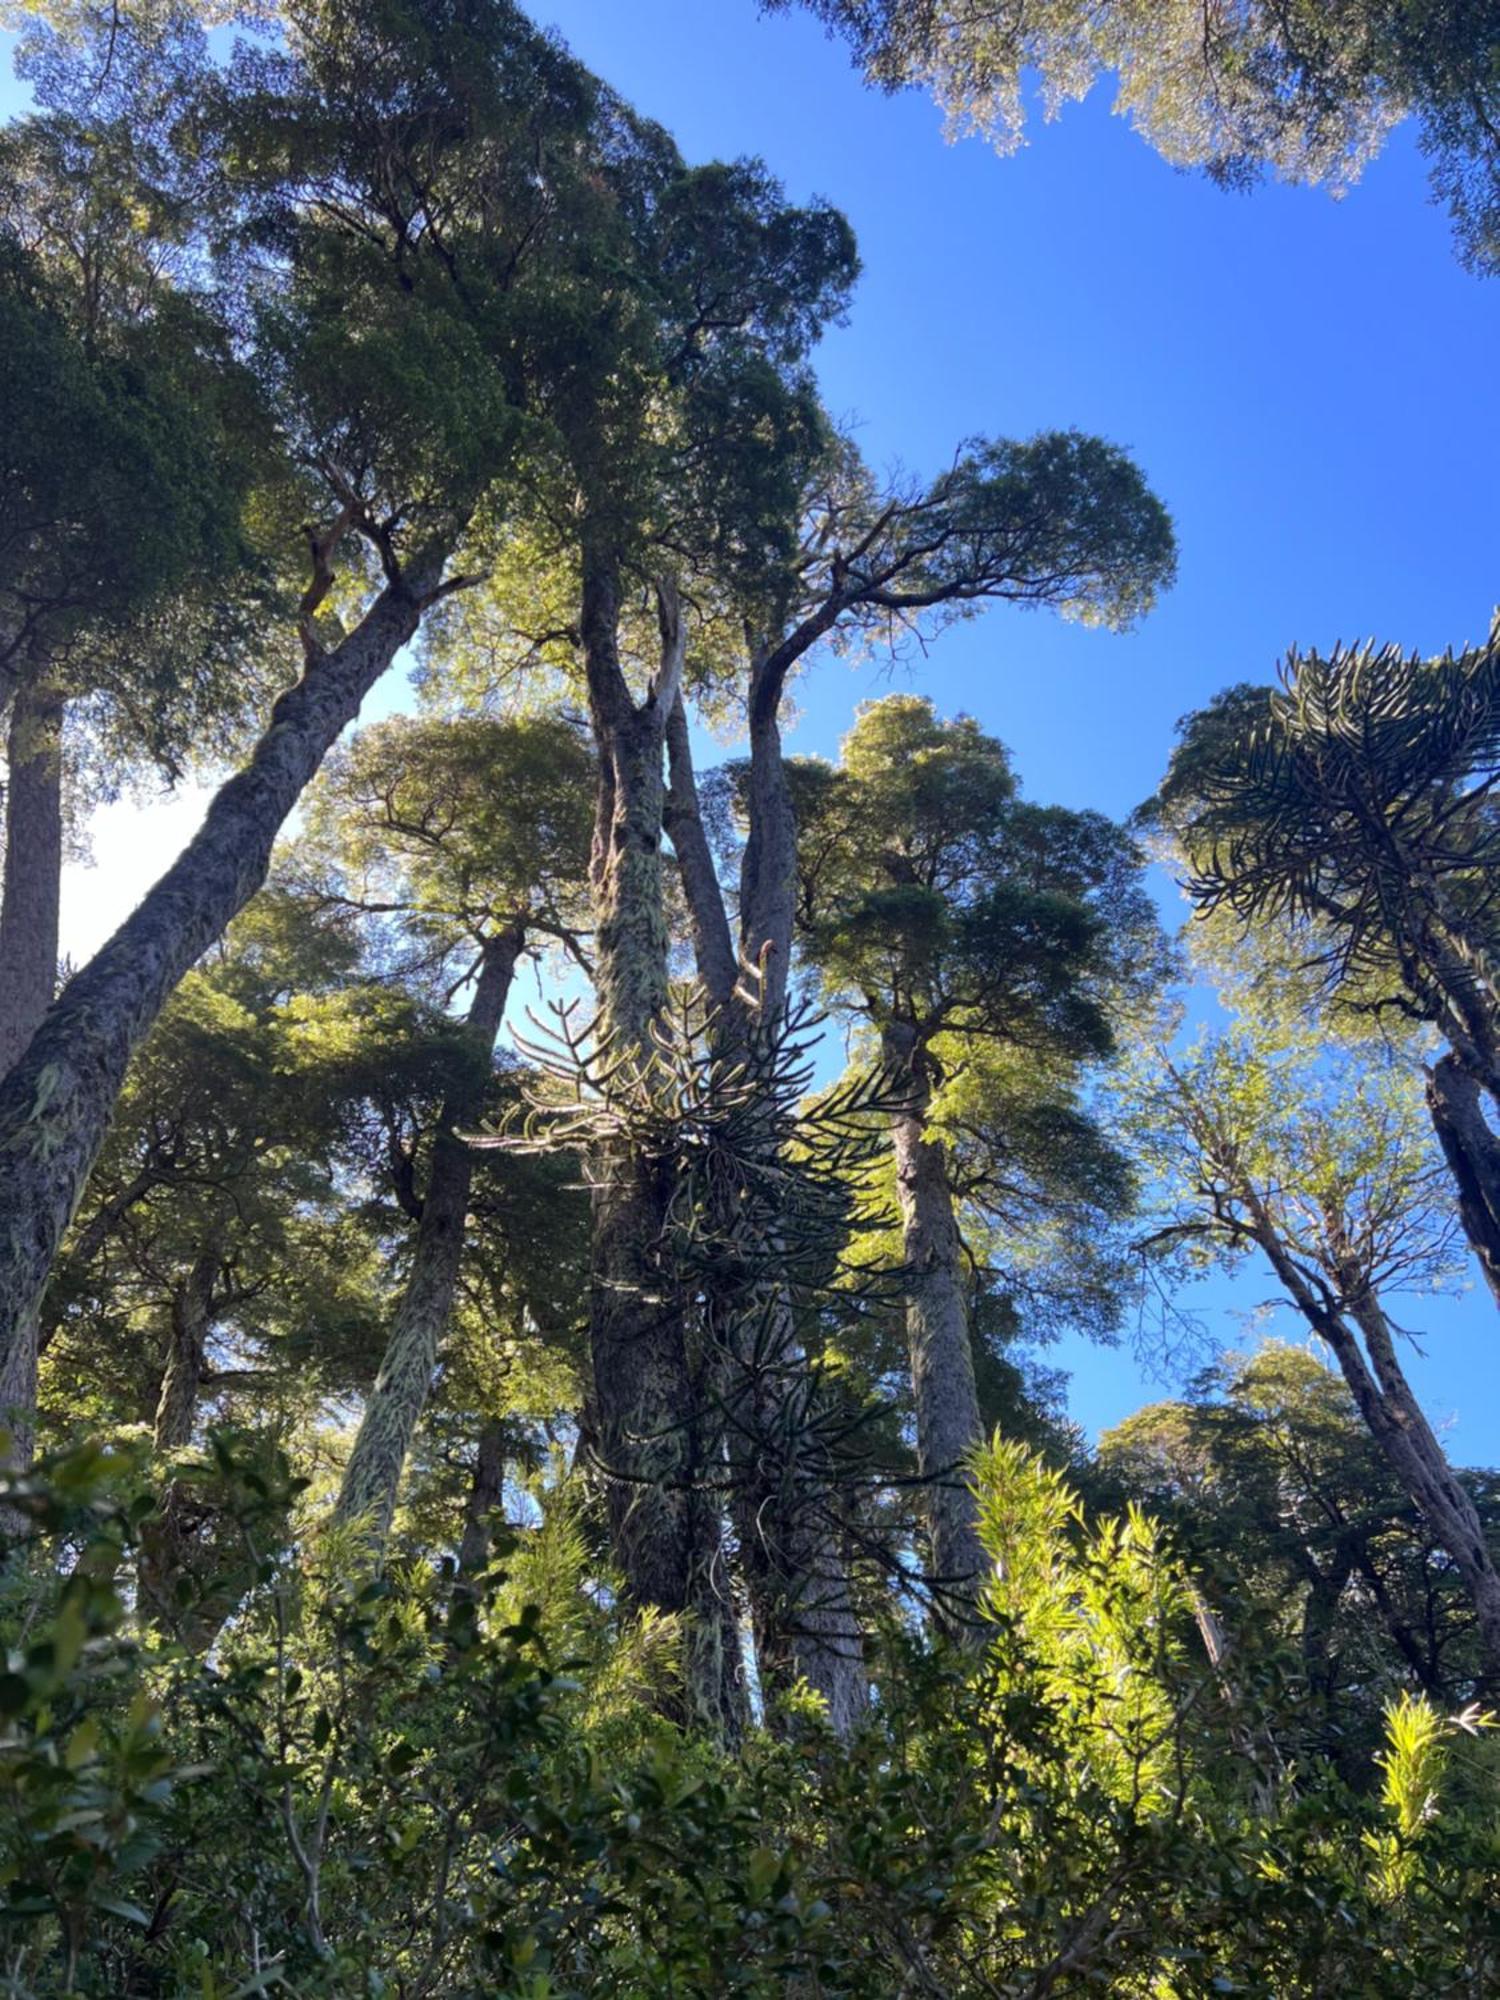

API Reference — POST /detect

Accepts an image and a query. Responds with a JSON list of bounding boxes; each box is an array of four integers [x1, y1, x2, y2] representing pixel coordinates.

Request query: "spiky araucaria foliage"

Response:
[[1150, 623, 1500, 1010]]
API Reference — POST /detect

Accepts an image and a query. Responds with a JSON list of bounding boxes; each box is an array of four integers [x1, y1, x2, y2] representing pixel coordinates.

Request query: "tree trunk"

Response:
[[0, 556, 444, 1440], [1249, 1191, 1500, 1689], [457, 1419, 507, 1580], [666, 668, 867, 1730], [887, 1032, 989, 1635], [723, 1283, 867, 1735], [139, 1217, 228, 1638], [153, 1226, 226, 1453], [582, 554, 741, 1736], [337, 923, 523, 1538], [1333, 1280, 1500, 1687], [1427, 1053, 1500, 1309], [0, 681, 65, 1083], [740, 664, 867, 1721]]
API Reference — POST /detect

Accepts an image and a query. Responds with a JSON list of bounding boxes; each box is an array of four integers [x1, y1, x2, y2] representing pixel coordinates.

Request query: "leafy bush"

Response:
[[0, 1436, 1496, 1996]]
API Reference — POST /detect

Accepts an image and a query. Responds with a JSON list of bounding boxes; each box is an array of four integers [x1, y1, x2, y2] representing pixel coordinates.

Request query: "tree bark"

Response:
[[581, 555, 742, 1736], [0, 681, 65, 1083], [665, 663, 867, 1730], [1246, 1193, 1500, 1689], [0, 554, 445, 1447], [1335, 1278, 1500, 1685], [457, 1418, 507, 1580], [139, 1216, 229, 1639], [1427, 1052, 1500, 1309], [886, 1031, 989, 1635], [153, 1224, 226, 1453], [731, 671, 866, 1726], [337, 922, 523, 1538], [663, 692, 736, 1009]]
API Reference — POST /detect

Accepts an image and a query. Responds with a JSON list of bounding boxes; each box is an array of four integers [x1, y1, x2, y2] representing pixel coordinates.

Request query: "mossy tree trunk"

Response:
[[457, 1418, 507, 1580], [0, 680, 65, 1084], [0, 551, 446, 1453], [884, 1027, 989, 1636], [583, 554, 742, 1737], [336, 921, 524, 1539]]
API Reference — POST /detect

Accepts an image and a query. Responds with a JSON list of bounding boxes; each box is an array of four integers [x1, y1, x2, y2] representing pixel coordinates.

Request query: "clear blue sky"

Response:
[[6, 5, 1499, 1453]]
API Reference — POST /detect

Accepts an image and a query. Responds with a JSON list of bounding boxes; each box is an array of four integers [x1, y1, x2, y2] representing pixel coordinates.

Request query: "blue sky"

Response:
[[7, 4, 1500, 1453]]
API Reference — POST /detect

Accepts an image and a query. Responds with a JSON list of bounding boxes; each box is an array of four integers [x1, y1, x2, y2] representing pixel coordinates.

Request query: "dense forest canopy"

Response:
[[0, 0, 1498, 1991]]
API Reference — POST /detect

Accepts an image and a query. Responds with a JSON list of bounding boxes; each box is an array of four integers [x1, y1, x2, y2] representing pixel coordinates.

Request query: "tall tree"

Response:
[[662, 428, 1172, 1715], [529, 139, 859, 1729], [0, 68, 274, 1078], [0, 0, 622, 1435], [298, 713, 594, 1539], [784, 695, 1156, 1628]]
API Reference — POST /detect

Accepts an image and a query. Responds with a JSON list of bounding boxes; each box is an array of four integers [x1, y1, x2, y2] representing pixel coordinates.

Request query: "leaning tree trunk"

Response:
[[1334, 1277, 1500, 1685], [1427, 1053, 1500, 1310], [1249, 1191, 1500, 1688], [337, 923, 524, 1539], [582, 555, 741, 1737], [885, 1032, 989, 1636], [0, 553, 445, 1452], [0, 680, 65, 1083]]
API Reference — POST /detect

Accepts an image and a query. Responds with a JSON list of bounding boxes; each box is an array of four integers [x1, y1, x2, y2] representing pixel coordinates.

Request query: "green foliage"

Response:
[[1099, 1343, 1500, 1762], [791, 694, 1160, 1347], [6, 3, 1497, 1990], [769, 0, 1500, 272], [1146, 626, 1500, 1026], [0, 1437, 1495, 1994]]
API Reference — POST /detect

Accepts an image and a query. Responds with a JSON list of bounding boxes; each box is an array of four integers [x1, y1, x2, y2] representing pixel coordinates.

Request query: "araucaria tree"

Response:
[[1148, 629, 1500, 1308]]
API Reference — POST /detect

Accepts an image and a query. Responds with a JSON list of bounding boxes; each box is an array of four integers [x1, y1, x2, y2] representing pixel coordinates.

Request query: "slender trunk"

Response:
[[153, 1227, 226, 1453], [1336, 1279, 1500, 1684], [457, 1419, 507, 1580], [0, 556, 444, 1433], [1427, 1053, 1500, 1308], [337, 923, 523, 1538], [739, 664, 798, 1018], [0, 681, 65, 1082], [582, 555, 741, 1736], [663, 693, 736, 1008], [723, 1282, 867, 1735], [1246, 1190, 1500, 1688], [886, 1033, 989, 1635], [139, 1217, 228, 1638]]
